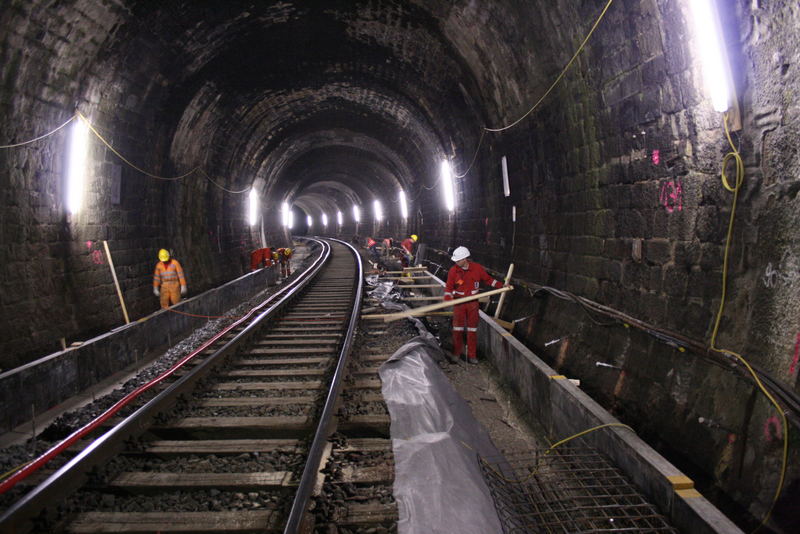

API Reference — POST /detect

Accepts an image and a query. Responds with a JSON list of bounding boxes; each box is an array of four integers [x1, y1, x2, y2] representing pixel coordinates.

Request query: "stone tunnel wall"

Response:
[[421, 0, 799, 526], [0, 1, 258, 368]]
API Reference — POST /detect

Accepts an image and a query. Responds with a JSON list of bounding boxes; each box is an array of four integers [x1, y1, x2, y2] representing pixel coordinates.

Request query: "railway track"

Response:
[[0, 238, 407, 534]]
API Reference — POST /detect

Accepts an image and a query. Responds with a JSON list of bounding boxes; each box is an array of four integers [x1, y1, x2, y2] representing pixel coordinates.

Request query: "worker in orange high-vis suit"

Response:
[[274, 247, 293, 277], [444, 246, 509, 364], [153, 249, 187, 309]]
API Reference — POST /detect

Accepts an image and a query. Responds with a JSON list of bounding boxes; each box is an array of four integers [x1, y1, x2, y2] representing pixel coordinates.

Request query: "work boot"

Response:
[[460, 354, 478, 364]]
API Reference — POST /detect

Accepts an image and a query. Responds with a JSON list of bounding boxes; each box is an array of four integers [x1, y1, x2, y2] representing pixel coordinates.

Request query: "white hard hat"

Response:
[[451, 246, 470, 262]]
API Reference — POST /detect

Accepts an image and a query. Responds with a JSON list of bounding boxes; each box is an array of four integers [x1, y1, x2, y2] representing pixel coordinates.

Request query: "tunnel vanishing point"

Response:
[[0, 1, 799, 531]]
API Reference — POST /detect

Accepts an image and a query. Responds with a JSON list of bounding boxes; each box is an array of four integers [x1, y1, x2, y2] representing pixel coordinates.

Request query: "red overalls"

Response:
[[444, 261, 502, 360], [250, 248, 273, 270]]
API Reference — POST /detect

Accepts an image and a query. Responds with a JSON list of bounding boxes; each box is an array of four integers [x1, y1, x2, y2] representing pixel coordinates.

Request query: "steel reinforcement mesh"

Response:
[[479, 447, 679, 533]]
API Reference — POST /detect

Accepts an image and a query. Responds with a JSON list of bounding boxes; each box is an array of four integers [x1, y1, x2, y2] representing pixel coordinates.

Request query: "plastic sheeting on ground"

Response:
[[379, 331, 503, 534]]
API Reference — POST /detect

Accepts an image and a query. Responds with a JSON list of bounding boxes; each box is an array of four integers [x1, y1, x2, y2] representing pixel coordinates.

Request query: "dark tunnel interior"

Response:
[[1, 0, 799, 530]]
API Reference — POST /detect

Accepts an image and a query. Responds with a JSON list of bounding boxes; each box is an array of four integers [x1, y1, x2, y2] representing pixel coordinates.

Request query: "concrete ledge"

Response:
[[0, 266, 278, 433], [477, 311, 742, 534]]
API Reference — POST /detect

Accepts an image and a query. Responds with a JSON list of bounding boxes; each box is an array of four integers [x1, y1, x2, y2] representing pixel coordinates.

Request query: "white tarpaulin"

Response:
[[379, 333, 503, 534]]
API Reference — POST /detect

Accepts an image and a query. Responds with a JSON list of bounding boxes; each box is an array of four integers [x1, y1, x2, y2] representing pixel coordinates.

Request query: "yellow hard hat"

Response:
[[272, 252, 279, 260], [284, 248, 292, 255], [411, 234, 418, 242], [158, 249, 170, 262]]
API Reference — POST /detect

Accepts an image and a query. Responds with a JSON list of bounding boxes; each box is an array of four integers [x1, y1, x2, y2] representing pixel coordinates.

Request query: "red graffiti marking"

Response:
[[651, 149, 660, 165], [763, 415, 783, 443], [659, 178, 683, 213], [790, 332, 800, 376]]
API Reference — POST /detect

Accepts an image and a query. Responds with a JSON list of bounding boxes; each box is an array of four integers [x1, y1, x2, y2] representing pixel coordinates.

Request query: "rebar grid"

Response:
[[479, 447, 679, 534]]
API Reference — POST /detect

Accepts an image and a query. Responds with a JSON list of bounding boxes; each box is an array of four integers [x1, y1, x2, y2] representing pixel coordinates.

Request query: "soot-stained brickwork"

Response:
[[1, 0, 799, 529]]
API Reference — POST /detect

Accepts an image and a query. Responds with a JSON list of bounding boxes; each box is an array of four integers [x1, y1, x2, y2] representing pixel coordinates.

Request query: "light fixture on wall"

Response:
[[288, 210, 294, 230], [501, 156, 511, 197], [66, 115, 90, 214], [441, 160, 455, 212], [688, 0, 734, 114], [307, 214, 313, 228], [248, 188, 258, 226], [322, 213, 328, 227], [373, 199, 383, 222], [353, 204, 361, 223], [399, 190, 408, 219], [282, 202, 290, 227], [337, 210, 343, 227]]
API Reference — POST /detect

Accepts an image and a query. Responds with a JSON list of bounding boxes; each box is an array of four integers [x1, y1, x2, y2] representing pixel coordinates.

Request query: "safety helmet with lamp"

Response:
[[411, 234, 418, 242], [158, 249, 170, 262], [451, 246, 470, 262]]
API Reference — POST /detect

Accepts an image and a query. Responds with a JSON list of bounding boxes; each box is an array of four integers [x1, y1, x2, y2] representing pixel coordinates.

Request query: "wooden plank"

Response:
[[110, 471, 292, 490], [401, 296, 444, 301], [142, 439, 301, 455], [249, 347, 336, 355], [68, 511, 282, 533], [197, 397, 314, 407], [261, 333, 342, 339], [370, 287, 512, 322], [253, 339, 338, 346], [269, 327, 342, 332], [212, 381, 322, 391], [161, 416, 310, 432], [335, 503, 398, 525], [233, 358, 326, 366], [394, 284, 442, 288], [222, 369, 325, 377], [340, 464, 394, 484], [347, 378, 382, 390], [340, 438, 392, 452]]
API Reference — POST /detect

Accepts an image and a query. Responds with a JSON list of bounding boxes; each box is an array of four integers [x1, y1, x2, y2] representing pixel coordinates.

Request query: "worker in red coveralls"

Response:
[[274, 247, 293, 277], [400, 234, 418, 267], [366, 237, 381, 264], [250, 247, 273, 270], [444, 246, 510, 364]]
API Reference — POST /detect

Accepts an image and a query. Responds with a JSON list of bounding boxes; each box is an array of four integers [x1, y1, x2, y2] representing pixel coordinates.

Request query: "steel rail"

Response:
[[0, 238, 331, 534], [283, 237, 364, 533]]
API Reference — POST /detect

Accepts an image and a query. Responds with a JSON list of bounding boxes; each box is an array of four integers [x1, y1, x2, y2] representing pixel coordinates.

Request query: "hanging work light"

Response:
[[689, 0, 732, 112], [248, 189, 258, 226], [66, 116, 90, 214], [501, 156, 511, 197], [441, 160, 455, 212], [399, 190, 408, 219]]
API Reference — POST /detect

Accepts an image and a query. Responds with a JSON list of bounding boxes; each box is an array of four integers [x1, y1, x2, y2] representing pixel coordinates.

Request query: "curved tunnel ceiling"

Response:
[[106, 0, 489, 216]]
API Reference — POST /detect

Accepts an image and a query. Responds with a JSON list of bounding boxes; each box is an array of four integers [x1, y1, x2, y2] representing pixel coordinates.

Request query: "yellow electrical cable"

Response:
[[77, 112, 196, 182], [484, 0, 614, 133], [707, 113, 787, 531], [480, 422, 634, 484], [0, 460, 32, 482], [0, 115, 76, 149]]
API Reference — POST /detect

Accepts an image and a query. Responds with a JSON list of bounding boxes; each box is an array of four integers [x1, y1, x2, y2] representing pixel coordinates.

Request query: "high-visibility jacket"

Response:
[[444, 261, 501, 301], [275, 248, 293, 262], [153, 259, 186, 288], [401, 238, 414, 255], [250, 248, 273, 270], [366, 237, 377, 248]]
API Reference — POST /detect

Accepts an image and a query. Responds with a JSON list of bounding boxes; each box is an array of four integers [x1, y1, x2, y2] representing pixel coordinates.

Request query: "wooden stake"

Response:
[[103, 240, 130, 324], [494, 264, 514, 319], [367, 287, 512, 322]]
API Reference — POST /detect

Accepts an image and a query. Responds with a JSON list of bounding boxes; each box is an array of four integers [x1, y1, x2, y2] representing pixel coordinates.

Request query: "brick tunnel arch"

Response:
[[1, 1, 799, 527]]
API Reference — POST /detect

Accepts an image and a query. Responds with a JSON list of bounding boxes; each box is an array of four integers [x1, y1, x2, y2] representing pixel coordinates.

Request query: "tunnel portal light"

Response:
[[353, 205, 361, 223], [373, 199, 383, 222], [307, 215, 313, 228], [248, 189, 258, 226], [282, 202, 290, 227], [66, 116, 90, 214], [337, 210, 343, 227], [441, 160, 455, 212], [399, 190, 408, 219], [501, 156, 510, 197], [689, 0, 731, 112], [322, 213, 328, 227]]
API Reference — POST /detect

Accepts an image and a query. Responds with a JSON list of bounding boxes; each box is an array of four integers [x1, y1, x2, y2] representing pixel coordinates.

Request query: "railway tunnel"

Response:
[[0, 0, 799, 532]]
